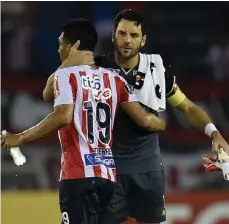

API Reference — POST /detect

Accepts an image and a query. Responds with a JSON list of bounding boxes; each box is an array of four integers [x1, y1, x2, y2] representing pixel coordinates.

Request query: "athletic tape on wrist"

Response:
[[205, 123, 217, 137]]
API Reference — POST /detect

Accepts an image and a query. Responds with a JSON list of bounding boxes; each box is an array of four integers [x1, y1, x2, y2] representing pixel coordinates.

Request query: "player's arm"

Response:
[[167, 76, 229, 155], [118, 80, 166, 131], [43, 72, 55, 101], [1, 70, 75, 150], [43, 41, 93, 101], [166, 76, 213, 131], [18, 104, 74, 146], [121, 102, 166, 131]]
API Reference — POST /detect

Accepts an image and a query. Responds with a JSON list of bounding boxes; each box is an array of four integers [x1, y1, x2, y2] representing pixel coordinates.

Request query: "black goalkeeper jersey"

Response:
[[95, 54, 174, 175]]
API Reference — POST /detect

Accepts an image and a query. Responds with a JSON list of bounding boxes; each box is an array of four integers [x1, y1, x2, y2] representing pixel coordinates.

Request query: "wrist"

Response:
[[205, 123, 218, 138], [211, 130, 221, 139]]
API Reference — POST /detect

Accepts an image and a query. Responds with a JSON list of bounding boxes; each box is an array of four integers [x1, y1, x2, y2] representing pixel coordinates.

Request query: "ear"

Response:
[[112, 30, 115, 43], [141, 35, 147, 47]]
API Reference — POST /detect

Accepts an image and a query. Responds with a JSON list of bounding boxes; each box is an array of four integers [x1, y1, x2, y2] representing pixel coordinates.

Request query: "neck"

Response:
[[115, 52, 139, 69]]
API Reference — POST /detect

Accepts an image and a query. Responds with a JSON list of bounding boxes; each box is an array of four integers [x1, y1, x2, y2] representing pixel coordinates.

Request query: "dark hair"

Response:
[[61, 18, 98, 51], [113, 9, 146, 35]]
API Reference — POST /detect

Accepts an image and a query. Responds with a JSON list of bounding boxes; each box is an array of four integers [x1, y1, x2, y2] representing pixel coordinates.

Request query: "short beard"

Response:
[[114, 38, 141, 60]]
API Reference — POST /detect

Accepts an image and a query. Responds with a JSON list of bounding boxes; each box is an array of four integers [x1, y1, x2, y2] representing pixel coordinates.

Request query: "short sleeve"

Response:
[[53, 69, 75, 107]]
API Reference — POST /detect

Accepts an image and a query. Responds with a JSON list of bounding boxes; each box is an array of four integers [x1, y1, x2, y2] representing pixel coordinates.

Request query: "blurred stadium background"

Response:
[[1, 1, 229, 224]]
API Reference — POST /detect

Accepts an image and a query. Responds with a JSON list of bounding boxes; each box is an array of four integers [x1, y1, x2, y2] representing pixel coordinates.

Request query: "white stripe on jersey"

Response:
[[75, 73, 95, 178]]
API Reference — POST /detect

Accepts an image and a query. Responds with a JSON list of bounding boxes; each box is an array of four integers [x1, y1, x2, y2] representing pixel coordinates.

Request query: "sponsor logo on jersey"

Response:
[[81, 74, 101, 91], [94, 88, 112, 100], [84, 152, 115, 169]]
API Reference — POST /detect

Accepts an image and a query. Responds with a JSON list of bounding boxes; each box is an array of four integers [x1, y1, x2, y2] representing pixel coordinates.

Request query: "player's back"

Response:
[[54, 65, 132, 182]]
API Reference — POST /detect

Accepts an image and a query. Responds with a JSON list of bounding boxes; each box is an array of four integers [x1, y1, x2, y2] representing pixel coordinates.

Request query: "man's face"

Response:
[[113, 19, 146, 60], [58, 32, 71, 62]]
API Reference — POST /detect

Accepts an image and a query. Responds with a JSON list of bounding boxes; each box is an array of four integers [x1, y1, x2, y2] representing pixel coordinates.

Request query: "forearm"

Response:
[[146, 113, 166, 131], [176, 98, 212, 132], [183, 104, 212, 132], [121, 102, 166, 131], [20, 112, 66, 144]]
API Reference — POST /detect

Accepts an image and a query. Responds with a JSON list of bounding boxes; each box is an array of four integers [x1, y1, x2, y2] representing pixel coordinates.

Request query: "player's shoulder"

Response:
[[141, 53, 175, 90], [139, 53, 164, 64]]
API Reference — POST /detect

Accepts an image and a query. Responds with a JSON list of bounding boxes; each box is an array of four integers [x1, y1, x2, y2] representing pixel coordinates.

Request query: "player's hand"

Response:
[[65, 40, 94, 66], [211, 131, 229, 156], [1, 132, 24, 151]]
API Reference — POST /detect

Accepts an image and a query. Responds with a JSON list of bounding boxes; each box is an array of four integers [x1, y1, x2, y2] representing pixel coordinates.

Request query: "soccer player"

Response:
[[43, 11, 229, 224], [1, 19, 167, 224]]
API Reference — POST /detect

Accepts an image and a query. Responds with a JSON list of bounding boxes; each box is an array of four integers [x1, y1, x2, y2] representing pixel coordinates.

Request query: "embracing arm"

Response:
[[121, 102, 166, 131]]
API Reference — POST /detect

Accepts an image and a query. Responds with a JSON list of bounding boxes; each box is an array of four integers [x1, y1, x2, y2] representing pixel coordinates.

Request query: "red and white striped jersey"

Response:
[[53, 65, 137, 182]]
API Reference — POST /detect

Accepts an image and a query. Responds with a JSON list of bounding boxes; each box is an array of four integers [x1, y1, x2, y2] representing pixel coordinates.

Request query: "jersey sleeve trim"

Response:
[[53, 69, 75, 107]]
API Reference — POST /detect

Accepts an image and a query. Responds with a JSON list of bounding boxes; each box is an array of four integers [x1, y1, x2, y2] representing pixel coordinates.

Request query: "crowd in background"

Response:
[[2, 1, 229, 80]]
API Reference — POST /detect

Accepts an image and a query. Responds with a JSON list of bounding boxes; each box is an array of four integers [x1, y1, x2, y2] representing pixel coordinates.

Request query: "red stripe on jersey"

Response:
[[80, 71, 89, 143], [93, 166, 102, 178], [102, 72, 113, 181], [69, 73, 77, 103]]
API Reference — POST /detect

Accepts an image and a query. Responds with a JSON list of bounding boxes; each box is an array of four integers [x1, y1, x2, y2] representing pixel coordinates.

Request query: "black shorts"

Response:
[[59, 177, 127, 224], [117, 170, 166, 223]]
